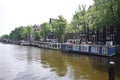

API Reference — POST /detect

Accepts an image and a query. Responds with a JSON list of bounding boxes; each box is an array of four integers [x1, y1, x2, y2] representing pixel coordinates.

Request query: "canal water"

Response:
[[0, 43, 120, 80]]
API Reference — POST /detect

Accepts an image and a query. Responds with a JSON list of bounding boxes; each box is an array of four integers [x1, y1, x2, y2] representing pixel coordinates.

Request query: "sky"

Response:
[[0, 0, 93, 36]]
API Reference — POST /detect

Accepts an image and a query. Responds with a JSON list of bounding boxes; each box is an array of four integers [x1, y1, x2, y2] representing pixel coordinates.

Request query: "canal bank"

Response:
[[0, 40, 117, 57]]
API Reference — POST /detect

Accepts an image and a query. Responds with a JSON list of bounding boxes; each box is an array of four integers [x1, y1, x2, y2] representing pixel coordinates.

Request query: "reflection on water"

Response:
[[40, 50, 68, 77], [0, 43, 120, 80]]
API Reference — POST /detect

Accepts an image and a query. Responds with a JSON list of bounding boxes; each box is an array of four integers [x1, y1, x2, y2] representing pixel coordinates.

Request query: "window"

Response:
[[99, 35, 103, 40], [111, 35, 114, 40], [89, 30, 92, 34], [88, 35, 92, 41], [99, 29, 103, 33], [106, 34, 111, 40], [94, 31, 97, 34], [106, 27, 110, 33]]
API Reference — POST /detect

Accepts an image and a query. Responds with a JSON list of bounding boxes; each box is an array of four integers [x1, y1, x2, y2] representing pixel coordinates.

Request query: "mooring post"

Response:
[[109, 61, 115, 80]]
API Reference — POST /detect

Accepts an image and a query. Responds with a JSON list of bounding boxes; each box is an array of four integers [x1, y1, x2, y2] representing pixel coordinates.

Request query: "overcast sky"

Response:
[[0, 0, 93, 36]]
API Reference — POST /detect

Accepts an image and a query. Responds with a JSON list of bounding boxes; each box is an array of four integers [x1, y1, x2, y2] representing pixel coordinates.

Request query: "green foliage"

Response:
[[20, 27, 28, 40], [87, 5, 97, 30], [51, 15, 67, 42], [0, 34, 9, 39], [72, 5, 88, 32], [72, 0, 120, 30], [26, 25, 34, 40], [66, 23, 75, 33], [9, 25, 33, 41], [40, 22, 52, 41], [34, 31, 40, 41], [91, 0, 120, 29], [9, 26, 25, 40]]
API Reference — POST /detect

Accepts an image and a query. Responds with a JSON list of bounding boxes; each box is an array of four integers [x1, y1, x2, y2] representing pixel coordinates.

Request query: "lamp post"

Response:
[[109, 61, 115, 80]]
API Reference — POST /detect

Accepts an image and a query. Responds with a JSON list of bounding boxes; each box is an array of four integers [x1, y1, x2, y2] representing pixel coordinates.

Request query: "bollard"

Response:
[[109, 61, 115, 80]]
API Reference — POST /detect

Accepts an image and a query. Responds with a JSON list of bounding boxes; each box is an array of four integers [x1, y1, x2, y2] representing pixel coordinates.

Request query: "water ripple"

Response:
[[14, 73, 51, 80]]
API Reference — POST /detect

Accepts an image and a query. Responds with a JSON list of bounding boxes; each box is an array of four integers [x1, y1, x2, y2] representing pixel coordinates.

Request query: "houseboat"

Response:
[[1, 39, 116, 57], [61, 42, 116, 56]]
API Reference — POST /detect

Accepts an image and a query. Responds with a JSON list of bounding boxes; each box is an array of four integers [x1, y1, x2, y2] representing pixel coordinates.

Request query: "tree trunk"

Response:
[[44, 33, 47, 42]]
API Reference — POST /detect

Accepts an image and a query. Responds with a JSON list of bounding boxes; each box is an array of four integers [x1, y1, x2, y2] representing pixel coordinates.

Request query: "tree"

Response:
[[87, 5, 96, 30], [51, 15, 67, 43], [9, 27, 24, 40], [26, 25, 34, 41], [9, 26, 34, 41], [0, 34, 9, 40], [66, 23, 75, 33], [72, 5, 88, 42], [72, 5, 87, 28], [20, 27, 28, 40], [91, 0, 120, 29], [34, 31, 41, 41], [40, 22, 52, 41]]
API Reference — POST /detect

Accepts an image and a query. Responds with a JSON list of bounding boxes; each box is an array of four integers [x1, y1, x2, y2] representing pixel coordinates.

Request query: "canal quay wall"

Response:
[[0, 40, 118, 57]]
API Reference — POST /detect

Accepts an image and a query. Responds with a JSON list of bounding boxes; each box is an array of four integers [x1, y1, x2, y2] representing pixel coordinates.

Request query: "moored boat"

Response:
[[18, 40, 116, 57], [61, 43, 116, 57]]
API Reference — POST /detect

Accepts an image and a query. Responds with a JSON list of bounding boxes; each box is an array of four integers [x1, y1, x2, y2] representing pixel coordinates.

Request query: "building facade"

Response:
[[64, 26, 120, 45], [48, 18, 120, 45], [88, 26, 120, 45]]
